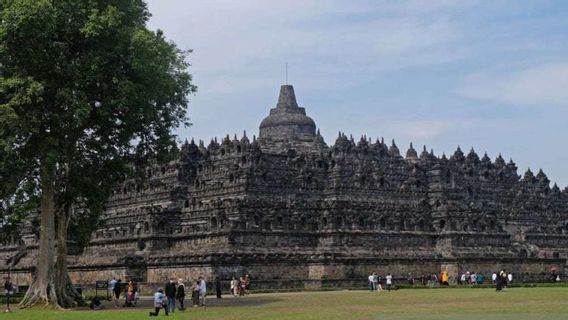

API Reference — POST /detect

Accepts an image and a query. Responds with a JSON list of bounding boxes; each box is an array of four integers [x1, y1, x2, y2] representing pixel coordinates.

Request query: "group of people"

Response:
[[367, 272, 393, 291], [109, 277, 139, 307], [150, 276, 207, 317], [368, 270, 518, 290], [457, 271, 486, 285], [229, 274, 251, 296], [495, 270, 512, 292]]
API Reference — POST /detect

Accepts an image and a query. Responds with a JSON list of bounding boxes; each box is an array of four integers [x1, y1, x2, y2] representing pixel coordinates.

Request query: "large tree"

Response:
[[0, 0, 195, 307]]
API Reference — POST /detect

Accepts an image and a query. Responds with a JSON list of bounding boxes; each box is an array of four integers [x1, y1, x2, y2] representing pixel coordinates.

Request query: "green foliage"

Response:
[[0, 0, 195, 244]]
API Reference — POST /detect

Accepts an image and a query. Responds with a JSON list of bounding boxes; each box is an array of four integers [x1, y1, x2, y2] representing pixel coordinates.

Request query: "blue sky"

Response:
[[147, 0, 568, 187]]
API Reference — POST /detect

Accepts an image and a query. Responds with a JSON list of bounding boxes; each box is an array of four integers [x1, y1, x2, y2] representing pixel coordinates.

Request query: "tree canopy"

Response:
[[0, 0, 196, 307]]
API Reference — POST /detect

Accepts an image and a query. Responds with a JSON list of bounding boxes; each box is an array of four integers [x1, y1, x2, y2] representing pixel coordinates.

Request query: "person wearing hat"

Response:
[[149, 288, 168, 316]]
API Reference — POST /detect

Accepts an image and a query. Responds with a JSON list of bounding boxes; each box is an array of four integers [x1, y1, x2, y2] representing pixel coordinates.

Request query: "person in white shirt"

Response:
[[199, 276, 207, 307], [149, 288, 168, 316], [386, 274, 393, 291], [230, 277, 237, 296], [492, 272, 497, 283], [368, 274, 375, 291], [507, 273, 513, 283]]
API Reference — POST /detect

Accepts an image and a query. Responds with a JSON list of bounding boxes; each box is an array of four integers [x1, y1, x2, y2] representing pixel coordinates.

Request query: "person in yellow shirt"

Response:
[[441, 271, 449, 286]]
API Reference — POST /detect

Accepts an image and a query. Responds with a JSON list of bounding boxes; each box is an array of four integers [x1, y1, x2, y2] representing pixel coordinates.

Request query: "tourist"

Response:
[[149, 288, 168, 316], [386, 273, 393, 291], [460, 273, 466, 285], [215, 277, 222, 299], [496, 270, 507, 292], [4, 279, 13, 295], [109, 277, 117, 294], [556, 274, 561, 282], [469, 272, 476, 286], [421, 274, 427, 287], [192, 279, 200, 307], [239, 276, 246, 296], [407, 273, 414, 286], [165, 278, 177, 313], [550, 268, 560, 282], [244, 273, 251, 294], [368, 273, 374, 291], [199, 276, 207, 307], [507, 272, 513, 284], [230, 277, 237, 296], [430, 273, 438, 288], [376, 274, 383, 292], [496, 273, 503, 292], [89, 296, 104, 310], [113, 279, 122, 307], [134, 290, 140, 306], [216, 277, 222, 299], [492, 272, 497, 284], [476, 273, 484, 285], [125, 280, 135, 307], [372, 272, 379, 291], [176, 278, 186, 311], [441, 271, 449, 286]]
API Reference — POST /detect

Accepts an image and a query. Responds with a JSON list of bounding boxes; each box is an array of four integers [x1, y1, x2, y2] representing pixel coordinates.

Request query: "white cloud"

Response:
[[457, 64, 568, 107]]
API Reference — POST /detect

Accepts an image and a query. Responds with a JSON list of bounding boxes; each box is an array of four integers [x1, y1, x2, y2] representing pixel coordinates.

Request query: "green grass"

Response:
[[3, 287, 568, 320]]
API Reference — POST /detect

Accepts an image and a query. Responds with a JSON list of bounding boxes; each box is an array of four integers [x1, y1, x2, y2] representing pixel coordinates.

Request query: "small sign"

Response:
[[95, 281, 108, 289]]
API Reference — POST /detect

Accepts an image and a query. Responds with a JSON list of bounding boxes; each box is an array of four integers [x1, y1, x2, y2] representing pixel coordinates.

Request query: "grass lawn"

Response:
[[3, 287, 568, 320]]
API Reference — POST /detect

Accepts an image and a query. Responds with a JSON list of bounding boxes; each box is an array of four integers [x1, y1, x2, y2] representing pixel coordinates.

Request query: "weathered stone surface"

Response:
[[1, 85, 567, 288]]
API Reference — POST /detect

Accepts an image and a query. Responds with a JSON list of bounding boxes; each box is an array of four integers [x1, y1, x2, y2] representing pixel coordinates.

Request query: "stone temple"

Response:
[[2, 85, 568, 288]]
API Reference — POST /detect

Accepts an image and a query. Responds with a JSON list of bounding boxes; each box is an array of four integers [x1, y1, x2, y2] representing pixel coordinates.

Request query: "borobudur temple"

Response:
[[2, 85, 567, 289]]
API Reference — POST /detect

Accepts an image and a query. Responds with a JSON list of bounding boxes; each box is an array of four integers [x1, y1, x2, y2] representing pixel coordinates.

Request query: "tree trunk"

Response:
[[54, 204, 84, 307], [19, 160, 59, 308]]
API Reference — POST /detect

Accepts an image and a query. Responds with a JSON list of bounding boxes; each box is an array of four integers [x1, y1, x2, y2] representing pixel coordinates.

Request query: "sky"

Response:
[[146, 0, 568, 187]]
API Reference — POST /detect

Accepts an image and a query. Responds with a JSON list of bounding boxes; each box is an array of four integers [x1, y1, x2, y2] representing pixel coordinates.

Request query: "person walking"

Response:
[[109, 277, 117, 299], [230, 277, 237, 296], [165, 278, 177, 313], [496, 270, 506, 292], [215, 277, 222, 299], [113, 279, 122, 307], [149, 288, 168, 316], [239, 277, 246, 296], [125, 280, 135, 307], [192, 279, 200, 307], [176, 278, 186, 311], [199, 276, 208, 307], [244, 274, 251, 295]]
